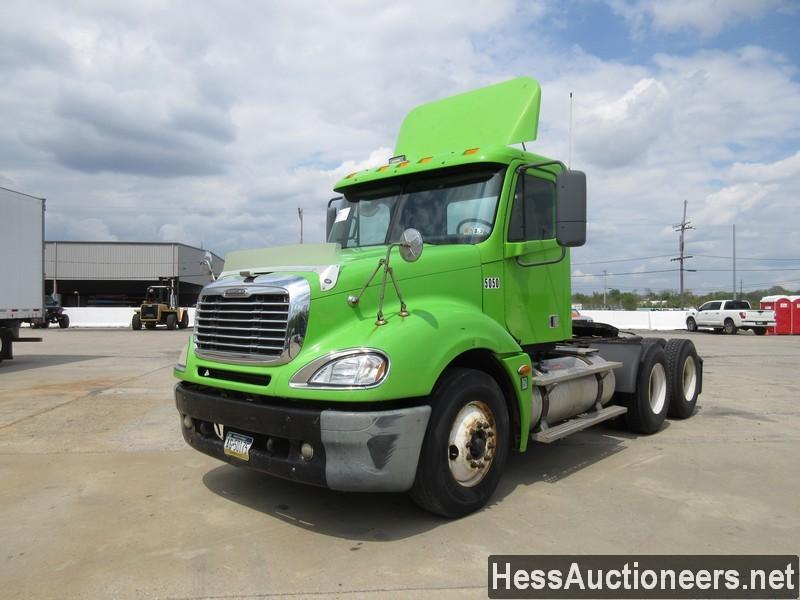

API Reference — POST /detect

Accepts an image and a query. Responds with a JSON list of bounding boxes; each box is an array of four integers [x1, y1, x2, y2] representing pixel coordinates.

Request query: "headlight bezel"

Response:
[[290, 348, 390, 389], [175, 339, 190, 372]]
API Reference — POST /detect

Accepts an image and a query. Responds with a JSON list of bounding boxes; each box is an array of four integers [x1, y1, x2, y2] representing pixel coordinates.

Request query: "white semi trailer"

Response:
[[0, 186, 45, 364]]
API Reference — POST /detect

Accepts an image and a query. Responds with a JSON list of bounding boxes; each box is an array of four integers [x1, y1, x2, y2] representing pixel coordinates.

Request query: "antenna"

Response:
[[671, 200, 694, 308], [568, 91, 573, 169]]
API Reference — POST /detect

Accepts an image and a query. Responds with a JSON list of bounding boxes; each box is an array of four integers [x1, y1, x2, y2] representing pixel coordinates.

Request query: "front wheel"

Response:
[[622, 343, 670, 434], [410, 368, 509, 518], [686, 317, 697, 332], [166, 313, 177, 330], [178, 311, 189, 329], [131, 314, 142, 330], [58, 315, 70, 329]]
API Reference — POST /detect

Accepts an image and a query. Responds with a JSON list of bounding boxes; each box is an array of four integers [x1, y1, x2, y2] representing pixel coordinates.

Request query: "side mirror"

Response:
[[326, 196, 342, 240], [398, 228, 423, 263], [555, 170, 586, 247]]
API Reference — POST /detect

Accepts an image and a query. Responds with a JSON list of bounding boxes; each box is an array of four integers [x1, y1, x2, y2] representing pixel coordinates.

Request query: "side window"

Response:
[[699, 302, 711, 311], [508, 173, 555, 241], [708, 301, 722, 310]]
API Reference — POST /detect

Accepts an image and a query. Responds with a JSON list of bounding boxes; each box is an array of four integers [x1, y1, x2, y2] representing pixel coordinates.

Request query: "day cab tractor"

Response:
[[132, 277, 189, 331], [29, 295, 69, 329], [173, 77, 704, 517]]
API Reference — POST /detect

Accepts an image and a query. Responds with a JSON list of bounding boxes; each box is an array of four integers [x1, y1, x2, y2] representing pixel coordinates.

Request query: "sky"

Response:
[[1, 0, 799, 295]]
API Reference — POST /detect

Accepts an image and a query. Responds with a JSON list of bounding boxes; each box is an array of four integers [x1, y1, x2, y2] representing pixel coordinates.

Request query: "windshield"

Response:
[[328, 166, 505, 248]]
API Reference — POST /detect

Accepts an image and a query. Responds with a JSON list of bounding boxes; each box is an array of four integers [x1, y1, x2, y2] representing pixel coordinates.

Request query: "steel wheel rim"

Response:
[[649, 363, 667, 414], [682, 355, 697, 401], [447, 401, 496, 487]]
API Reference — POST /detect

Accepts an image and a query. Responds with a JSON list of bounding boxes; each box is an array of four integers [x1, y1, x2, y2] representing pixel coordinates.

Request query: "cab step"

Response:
[[531, 405, 627, 444]]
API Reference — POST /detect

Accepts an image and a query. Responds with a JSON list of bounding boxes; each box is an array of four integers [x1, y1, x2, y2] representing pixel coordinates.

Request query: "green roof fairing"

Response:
[[394, 76, 541, 160]]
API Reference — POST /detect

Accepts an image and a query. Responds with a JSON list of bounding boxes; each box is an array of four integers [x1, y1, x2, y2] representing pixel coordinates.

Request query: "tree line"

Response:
[[572, 285, 799, 311]]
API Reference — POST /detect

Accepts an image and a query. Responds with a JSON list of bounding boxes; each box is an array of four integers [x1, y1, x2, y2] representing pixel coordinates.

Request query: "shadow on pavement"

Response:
[[0, 354, 106, 374], [203, 425, 638, 542]]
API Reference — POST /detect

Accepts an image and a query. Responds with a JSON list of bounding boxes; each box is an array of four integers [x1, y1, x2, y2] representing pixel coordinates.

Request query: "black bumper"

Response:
[[175, 382, 327, 487]]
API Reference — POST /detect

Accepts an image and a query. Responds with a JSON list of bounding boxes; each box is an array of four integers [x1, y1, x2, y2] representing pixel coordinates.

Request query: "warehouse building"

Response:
[[44, 242, 224, 307]]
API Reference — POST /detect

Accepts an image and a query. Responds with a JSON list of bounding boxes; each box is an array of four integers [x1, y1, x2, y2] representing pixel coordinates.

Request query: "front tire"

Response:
[[166, 313, 177, 330], [622, 344, 670, 434], [723, 319, 737, 335], [58, 315, 70, 329], [131, 314, 142, 330], [686, 317, 697, 332], [665, 339, 700, 419], [410, 368, 510, 518], [178, 311, 189, 329]]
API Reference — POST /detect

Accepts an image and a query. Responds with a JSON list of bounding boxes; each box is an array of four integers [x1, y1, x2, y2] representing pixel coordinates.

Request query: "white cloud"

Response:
[[729, 151, 800, 182], [0, 1, 798, 293], [608, 0, 788, 38], [693, 182, 776, 226]]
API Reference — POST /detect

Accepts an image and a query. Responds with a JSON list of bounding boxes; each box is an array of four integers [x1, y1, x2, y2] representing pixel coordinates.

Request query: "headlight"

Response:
[[296, 351, 389, 388], [175, 340, 190, 372]]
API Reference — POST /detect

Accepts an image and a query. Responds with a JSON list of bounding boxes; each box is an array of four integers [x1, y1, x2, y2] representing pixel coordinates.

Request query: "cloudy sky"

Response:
[[1, 0, 799, 294]]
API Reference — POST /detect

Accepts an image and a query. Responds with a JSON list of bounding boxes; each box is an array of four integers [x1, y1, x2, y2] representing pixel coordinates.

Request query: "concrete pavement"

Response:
[[1, 328, 798, 599]]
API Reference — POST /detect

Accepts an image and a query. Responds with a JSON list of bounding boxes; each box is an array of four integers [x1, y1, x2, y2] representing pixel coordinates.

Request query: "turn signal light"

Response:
[[463, 148, 480, 155]]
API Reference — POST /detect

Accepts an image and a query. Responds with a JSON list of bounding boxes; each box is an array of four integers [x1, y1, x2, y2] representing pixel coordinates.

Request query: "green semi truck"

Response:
[[174, 77, 702, 517]]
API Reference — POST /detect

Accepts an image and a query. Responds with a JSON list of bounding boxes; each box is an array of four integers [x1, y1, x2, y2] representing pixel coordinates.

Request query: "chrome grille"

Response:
[[195, 292, 290, 361]]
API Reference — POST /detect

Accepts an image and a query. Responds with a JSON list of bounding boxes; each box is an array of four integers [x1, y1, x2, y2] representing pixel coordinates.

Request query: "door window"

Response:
[[508, 174, 555, 242]]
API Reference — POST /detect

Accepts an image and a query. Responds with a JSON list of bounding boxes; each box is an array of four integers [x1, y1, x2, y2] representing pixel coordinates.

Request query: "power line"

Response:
[[571, 268, 679, 278], [694, 267, 800, 272], [572, 253, 674, 265], [694, 254, 800, 262]]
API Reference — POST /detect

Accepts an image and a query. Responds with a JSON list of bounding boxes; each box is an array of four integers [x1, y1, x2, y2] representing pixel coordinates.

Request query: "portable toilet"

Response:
[[761, 295, 791, 335], [791, 296, 800, 335]]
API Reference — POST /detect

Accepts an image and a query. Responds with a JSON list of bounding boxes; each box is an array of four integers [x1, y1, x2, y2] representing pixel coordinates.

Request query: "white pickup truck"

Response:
[[686, 299, 775, 335]]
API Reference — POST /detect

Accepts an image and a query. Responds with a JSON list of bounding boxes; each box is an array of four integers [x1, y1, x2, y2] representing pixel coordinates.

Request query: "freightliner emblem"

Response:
[[224, 288, 249, 298]]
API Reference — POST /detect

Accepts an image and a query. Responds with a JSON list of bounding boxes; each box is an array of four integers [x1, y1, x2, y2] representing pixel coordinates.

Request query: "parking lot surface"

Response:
[[1, 328, 798, 599]]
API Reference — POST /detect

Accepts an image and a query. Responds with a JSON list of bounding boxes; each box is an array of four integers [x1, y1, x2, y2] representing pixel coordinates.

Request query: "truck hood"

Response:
[[219, 242, 482, 297]]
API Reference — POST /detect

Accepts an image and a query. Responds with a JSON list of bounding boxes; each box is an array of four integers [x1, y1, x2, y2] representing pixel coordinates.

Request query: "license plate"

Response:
[[223, 431, 254, 462], [758, 321, 767, 325]]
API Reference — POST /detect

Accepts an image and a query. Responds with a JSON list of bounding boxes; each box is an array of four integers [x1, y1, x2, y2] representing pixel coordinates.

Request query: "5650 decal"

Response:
[[484, 277, 500, 289]]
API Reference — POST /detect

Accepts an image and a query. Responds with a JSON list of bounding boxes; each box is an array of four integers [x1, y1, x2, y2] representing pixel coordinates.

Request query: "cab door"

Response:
[[502, 168, 571, 346]]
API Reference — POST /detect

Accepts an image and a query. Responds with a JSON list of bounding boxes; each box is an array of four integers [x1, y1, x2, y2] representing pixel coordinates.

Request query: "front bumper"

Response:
[[175, 383, 431, 492]]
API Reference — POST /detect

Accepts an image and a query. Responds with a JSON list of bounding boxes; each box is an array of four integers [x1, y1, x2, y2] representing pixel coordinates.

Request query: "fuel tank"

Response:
[[529, 354, 617, 429]]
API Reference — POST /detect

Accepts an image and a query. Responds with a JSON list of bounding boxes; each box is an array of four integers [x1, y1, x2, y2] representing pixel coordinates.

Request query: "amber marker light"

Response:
[[419, 156, 433, 164], [517, 364, 532, 376], [463, 148, 480, 155]]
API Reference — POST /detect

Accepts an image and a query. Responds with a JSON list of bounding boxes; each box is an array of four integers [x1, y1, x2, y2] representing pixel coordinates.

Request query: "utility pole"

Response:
[[671, 200, 694, 309], [603, 269, 607, 309], [298, 207, 304, 244], [732, 224, 736, 299]]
